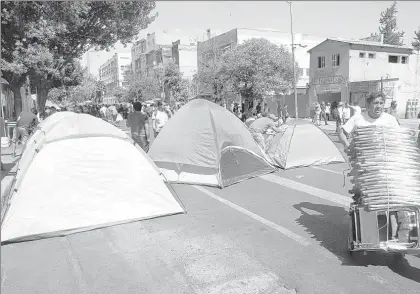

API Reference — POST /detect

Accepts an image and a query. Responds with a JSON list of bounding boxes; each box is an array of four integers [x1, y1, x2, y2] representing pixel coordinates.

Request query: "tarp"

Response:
[[265, 123, 346, 169], [148, 99, 275, 188], [1, 113, 184, 244]]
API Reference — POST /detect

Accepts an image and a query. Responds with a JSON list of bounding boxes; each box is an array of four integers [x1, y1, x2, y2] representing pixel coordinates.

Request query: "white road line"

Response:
[[311, 166, 347, 175], [194, 185, 312, 247], [261, 174, 352, 209]]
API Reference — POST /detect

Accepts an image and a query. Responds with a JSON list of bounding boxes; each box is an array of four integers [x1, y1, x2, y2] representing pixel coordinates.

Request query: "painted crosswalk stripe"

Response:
[[194, 185, 312, 247], [311, 166, 346, 175], [261, 174, 352, 209]]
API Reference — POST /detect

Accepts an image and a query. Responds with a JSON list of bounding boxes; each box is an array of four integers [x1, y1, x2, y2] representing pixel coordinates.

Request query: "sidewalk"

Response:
[[1, 145, 22, 203]]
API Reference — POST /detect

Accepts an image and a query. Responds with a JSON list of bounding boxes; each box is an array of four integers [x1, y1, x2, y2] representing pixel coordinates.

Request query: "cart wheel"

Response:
[[347, 238, 355, 255]]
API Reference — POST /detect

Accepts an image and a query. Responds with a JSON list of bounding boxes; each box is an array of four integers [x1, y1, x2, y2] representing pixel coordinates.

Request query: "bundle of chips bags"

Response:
[[348, 125, 420, 211]]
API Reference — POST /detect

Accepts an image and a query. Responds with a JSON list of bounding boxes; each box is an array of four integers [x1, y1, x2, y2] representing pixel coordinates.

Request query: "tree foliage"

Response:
[[108, 86, 127, 103], [413, 28, 420, 52], [370, 1, 405, 46], [218, 38, 300, 114], [1, 1, 157, 114], [48, 71, 100, 105], [195, 45, 228, 102], [126, 76, 161, 102], [161, 61, 190, 103]]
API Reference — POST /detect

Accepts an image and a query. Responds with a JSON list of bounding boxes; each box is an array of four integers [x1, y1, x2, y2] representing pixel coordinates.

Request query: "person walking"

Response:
[[153, 101, 169, 138], [335, 102, 344, 127], [280, 104, 289, 124], [325, 102, 331, 121], [342, 102, 351, 124], [320, 101, 328, 125], [312, 102, 321, 126], [12, 108, 39, 156], [389, 101, 400, 124], [349, 101, 361, 117], [126, 102, 149, 151]]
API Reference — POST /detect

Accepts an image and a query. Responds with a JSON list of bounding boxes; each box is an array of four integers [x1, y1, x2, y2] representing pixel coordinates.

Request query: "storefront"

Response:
[[349, 78, 398, 109], [309, 75, 349, 105]]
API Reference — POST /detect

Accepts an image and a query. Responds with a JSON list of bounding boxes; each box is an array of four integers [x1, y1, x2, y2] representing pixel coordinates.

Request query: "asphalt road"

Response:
[[2, 119, 419, 294], [108, 120, 420, 293]]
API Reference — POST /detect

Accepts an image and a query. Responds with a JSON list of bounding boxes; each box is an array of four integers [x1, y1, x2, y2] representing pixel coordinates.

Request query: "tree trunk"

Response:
[[242, 94, 254, 119], [10, 84, 23, 119], [36, 78, 53, 118]]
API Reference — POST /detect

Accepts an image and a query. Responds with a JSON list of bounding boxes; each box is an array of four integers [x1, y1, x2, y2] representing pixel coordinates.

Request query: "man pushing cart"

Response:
[[338, 92, 420, 258]]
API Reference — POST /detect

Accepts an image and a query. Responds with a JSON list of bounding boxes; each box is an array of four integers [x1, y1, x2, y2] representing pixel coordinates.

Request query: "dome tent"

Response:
[[1, 113, 184, 244], [265, 122, 346, 169], [148, 99, 276, 188]]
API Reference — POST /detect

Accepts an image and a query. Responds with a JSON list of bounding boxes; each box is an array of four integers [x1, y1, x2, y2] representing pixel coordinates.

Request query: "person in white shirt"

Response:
[[342, 102, 351, 124], [349, 101, 362, 117], [100, 105, 108, 118], [335, 102, 344, 127], [338, 92, 400, 240], [339, 93, 399, 149], [325, 102, 331, 121], [153, 101, 169, 137]]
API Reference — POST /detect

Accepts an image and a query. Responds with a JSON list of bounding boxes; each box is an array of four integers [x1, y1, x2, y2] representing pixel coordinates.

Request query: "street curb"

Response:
[[1, 158, 19, 205]]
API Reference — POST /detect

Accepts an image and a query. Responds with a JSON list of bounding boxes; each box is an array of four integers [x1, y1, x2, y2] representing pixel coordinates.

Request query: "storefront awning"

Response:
[[349, 78, 399, 92]]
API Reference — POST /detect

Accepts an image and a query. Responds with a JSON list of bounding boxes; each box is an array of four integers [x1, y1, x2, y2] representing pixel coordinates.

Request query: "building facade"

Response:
[[308, 38, 420, 118], [196, 28, 325, 117], [99, 53, 132, 92], [131, 31, 198, 80], [131, 31, 198, 102]]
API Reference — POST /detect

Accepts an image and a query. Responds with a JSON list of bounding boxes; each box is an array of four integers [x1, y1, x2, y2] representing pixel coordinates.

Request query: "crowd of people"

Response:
[[311, 100, 400, 128], [3, 96, 419, 170]]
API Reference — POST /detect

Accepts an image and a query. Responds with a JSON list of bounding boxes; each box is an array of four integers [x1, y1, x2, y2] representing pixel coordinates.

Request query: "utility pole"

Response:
[[380, 76, 384, 95], [287, 1, 298, 119]]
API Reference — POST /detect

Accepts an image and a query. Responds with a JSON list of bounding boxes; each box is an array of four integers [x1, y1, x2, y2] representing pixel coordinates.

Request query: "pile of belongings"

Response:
[[348, 125, 420, 211]]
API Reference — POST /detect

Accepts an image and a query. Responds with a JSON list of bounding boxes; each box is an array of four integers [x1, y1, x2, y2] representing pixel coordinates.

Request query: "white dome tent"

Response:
[[1, 113, 184, 244]]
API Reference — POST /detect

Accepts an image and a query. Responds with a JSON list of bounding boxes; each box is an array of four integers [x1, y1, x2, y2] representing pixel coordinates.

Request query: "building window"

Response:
[[388, 55, 399, 63], [368, 53, 376, 59], [359, 52, 365, 58], [332, 54, 340, 67], [401, 56, 408, 64], [317, 56, 325, 68]]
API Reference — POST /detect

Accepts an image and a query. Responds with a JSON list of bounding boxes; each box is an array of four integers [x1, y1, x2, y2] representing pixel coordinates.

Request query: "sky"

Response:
[[146, 1, 419, 42], [82, 1, 420, 71]]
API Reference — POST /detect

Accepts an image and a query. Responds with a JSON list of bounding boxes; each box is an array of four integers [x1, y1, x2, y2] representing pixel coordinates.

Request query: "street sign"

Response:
[[315, 84, 341, 94], [311, 75, 347, 85]]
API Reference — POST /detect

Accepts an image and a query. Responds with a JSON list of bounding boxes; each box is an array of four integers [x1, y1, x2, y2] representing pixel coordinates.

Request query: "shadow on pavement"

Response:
[[293, 202, 420, 284], [0, 158, 19, 181]]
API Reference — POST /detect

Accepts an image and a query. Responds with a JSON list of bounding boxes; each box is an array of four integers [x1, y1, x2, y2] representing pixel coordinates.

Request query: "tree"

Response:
[[196, 44, 228, 103], [95, 80, 106, 102], [1, 1, 157, 115], [373, 1, 405, 46], [218, 38, 300, 116], [1, 1, 48, 114], [126, 77, 160, 102], [108, 86, 127, 103], [48, 87, 67, 104], [413, 28, 420, 52], [123, 63, 135, 86], [161, 61, 185, 104]]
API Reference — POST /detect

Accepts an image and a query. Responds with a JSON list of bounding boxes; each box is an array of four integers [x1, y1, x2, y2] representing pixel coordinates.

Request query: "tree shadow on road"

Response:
[[293, 202, 420, 284], [0, 158, 19, 181]]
